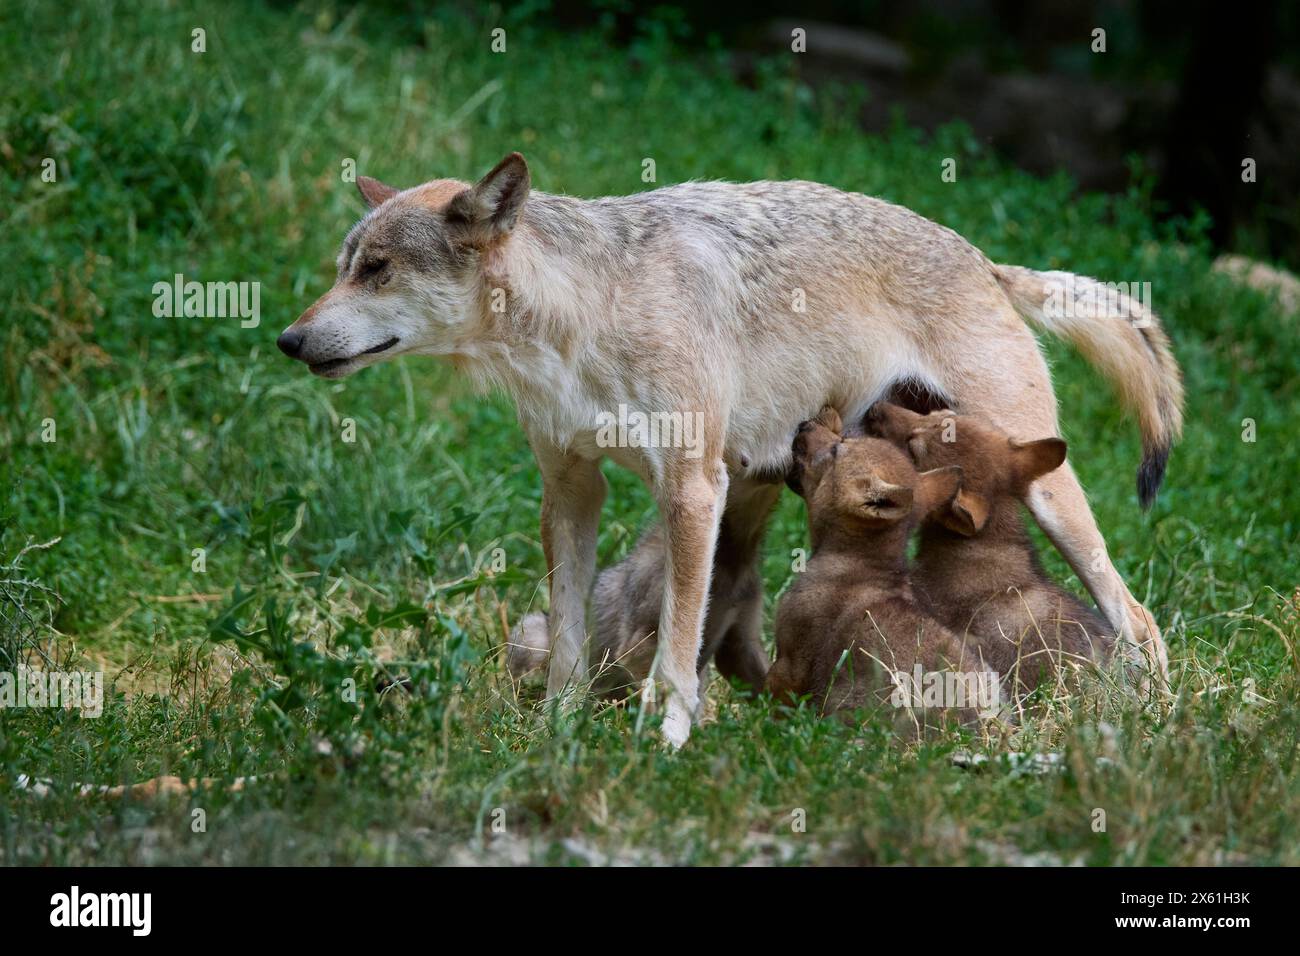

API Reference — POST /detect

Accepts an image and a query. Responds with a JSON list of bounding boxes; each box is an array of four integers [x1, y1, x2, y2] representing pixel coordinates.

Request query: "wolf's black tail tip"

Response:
[[1137, 445, 1170, 510]]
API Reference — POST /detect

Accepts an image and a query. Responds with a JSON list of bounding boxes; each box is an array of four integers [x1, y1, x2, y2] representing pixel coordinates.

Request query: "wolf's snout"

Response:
[[277, 329, 305, 358]]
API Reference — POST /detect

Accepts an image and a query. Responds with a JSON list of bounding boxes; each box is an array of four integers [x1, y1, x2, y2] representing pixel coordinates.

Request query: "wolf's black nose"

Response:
[[277, 329, 304, 358]]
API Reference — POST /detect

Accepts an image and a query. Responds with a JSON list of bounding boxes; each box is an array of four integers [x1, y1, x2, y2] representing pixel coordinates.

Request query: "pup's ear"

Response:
[[1010, 437, 1067, 490], [357, 176, 398, 209], [938, 488, 990, 536], [863, 476, 913, 522], [916, 465, 962, 516], [813, 405, 843, 435], [446, 152, 531, 244]]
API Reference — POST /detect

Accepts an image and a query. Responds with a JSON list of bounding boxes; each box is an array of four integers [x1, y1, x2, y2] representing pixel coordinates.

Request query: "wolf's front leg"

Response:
[[657, 458, 729, 747], [533, 441, 607, 704]]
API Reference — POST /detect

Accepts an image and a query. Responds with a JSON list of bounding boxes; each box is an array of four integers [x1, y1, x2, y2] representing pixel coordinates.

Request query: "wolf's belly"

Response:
[[547, 322, 943, 481], [722, 369, 902, 479]]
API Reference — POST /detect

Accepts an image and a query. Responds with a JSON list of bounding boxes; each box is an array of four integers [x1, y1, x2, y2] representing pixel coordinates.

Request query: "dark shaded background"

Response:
[[453, 0, 1300, 270]]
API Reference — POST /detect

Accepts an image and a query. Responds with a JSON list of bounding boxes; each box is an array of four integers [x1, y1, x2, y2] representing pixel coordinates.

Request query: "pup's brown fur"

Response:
[[864, 402, 1116, 693], [767, 408, 984, 728]]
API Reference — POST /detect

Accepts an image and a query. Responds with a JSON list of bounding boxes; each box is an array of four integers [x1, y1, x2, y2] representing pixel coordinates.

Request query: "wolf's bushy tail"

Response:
[[994, 264, 1184, 508]]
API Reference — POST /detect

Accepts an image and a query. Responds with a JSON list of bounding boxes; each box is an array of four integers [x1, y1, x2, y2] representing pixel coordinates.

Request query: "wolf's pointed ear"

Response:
[[1010, 437, 1067, 490], [813, 405, 843, 435], [938, 488, 990, 536], [357, 176, 398, 209], [446, 152, 531, 244], [917, 465, 962, 516], [863, 476, 913, 522]]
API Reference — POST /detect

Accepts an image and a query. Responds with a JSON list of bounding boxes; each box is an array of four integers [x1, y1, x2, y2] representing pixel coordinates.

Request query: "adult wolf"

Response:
[[278, 152, 1182, 746]]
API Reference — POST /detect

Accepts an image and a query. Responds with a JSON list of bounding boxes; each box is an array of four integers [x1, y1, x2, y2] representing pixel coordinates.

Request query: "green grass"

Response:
[[1, 0, 1298, 865]]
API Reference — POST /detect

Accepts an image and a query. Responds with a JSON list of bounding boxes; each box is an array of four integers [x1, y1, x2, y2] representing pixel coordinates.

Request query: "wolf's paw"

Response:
[[660, 696, 695, 749]]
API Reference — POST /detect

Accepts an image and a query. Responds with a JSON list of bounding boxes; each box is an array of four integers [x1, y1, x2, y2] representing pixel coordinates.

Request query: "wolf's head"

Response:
[[863, 401, 1066, 535], [788, 406, 962, 546], [277, 153, 530, 377]]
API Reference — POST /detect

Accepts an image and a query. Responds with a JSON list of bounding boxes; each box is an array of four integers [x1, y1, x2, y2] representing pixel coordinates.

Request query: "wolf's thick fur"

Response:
[[280, 153, 1181, 744]]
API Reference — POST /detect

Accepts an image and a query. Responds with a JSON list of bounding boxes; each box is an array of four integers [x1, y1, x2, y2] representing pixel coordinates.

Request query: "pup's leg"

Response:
[[532, 439, 607, 703], [656, 457, 729, 747], [713, 599, 769, 695], [941, 321, 1168, 684]]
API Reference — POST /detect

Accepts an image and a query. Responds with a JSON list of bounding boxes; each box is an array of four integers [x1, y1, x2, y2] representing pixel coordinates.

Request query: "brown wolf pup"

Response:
[[767, 408, 994, 729], [508, 484, 776, 702], [864, 402, 1117, 694]]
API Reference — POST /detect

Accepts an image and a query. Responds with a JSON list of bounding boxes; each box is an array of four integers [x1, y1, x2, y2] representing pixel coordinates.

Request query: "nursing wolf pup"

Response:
[[278, 151, 1180, 745], [508, 482, 776, 701], [865, 402, 1117, 694], [767, 408, 988, 730]]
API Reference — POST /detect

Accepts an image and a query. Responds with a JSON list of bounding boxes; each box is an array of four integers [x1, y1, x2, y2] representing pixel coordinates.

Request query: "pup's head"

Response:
[[276, 152, 531, 378], [863, 402, 1066, 535], [788, 406, 962, 542]]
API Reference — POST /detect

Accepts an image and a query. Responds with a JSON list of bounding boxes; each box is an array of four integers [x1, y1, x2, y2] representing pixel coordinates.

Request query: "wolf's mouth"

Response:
[[308, 337, 400, 375]]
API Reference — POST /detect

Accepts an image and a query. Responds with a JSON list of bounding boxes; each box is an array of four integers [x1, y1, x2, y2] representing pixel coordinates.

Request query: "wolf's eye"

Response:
[[358, 258, 390, 282]]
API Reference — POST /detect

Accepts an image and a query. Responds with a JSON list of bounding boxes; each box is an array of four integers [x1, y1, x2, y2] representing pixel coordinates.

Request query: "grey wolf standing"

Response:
[[278, 152, 1181, 745]]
